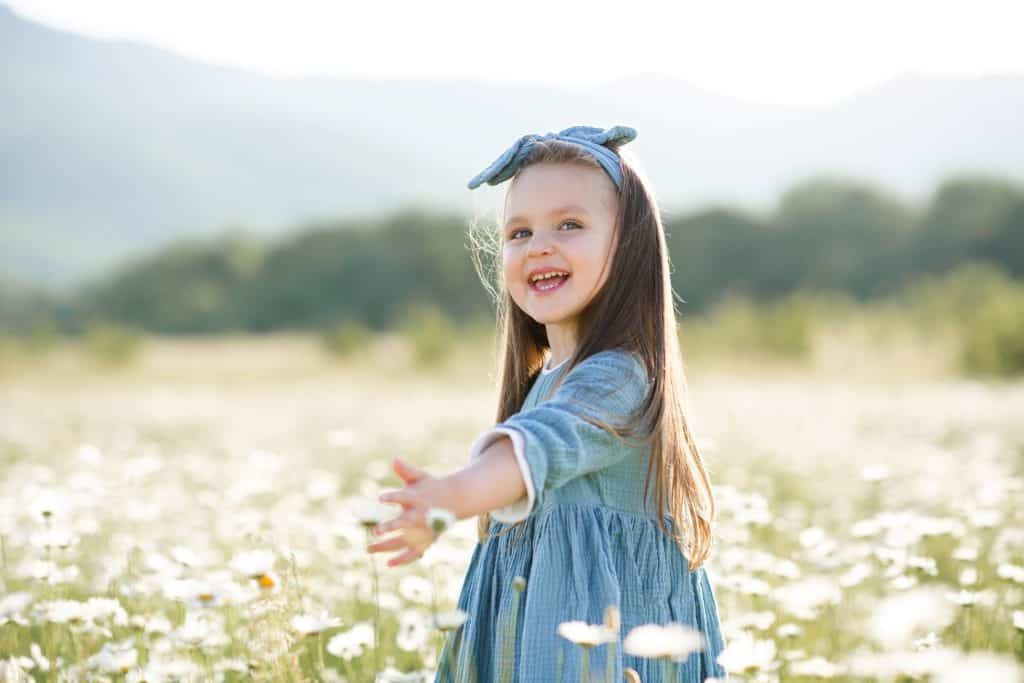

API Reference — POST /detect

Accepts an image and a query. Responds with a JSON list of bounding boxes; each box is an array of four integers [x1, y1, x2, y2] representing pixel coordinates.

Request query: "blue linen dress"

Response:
[[434, 349, 728, 682]]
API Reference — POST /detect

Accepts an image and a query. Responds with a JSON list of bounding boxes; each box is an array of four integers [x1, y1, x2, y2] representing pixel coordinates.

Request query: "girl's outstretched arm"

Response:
[[367, 439, 526, 567], [468, 349, 649, 523]]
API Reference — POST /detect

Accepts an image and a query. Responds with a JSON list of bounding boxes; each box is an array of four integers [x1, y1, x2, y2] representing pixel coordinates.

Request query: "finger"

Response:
[[374, 507, 424, 536], [378, 487, 418, 508], [387, 545, 425, 567], [393, 458, 429, 485], [367, 535, 407, 554]]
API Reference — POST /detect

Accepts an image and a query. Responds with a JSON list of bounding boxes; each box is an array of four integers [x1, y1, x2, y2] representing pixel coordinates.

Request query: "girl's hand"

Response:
[[367, 458, 449, 568]]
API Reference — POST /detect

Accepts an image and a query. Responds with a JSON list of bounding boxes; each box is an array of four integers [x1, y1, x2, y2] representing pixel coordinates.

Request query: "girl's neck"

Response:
[[541, 353, 569, 375], [545, 325, 577, 374]]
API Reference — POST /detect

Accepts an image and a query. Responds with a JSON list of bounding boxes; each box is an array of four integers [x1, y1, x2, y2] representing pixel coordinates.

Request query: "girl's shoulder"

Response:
[[575, 348, 646, 375], [562, 348, 649, 392], [551, 349, 651, 428]]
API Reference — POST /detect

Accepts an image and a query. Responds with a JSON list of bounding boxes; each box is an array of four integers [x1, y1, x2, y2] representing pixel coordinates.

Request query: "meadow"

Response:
[[0, 323, 1022, 682]]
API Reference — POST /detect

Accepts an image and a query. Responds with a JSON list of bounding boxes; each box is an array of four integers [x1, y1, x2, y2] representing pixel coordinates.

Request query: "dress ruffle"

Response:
[[434, 503, 728, 682]]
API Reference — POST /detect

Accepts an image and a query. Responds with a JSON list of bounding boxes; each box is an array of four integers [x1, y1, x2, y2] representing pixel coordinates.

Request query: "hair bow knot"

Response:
[[466, 124, 638, 191]]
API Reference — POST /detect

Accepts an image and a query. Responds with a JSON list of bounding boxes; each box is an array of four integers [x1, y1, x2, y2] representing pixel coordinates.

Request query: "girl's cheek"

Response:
[[501, 252, 520, 279]]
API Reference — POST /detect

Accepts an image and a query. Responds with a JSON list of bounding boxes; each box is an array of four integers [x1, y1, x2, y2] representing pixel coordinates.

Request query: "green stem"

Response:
[[580, 646, 590, 683], [830, 603, 839, 654], [605, 638, 615, 683], [44, 515, 52, 566], [337, 656, 355, 682], [443, 627, 463, 683], [431, 565, 449, 681], [288, 551, 305, 607], [366, 528, 381, 678], [304, 641, 314, 677], [199, 647, 213, 681], [67, 625, 79, 662], [435, 629, 444, 677], [45, 622, 56, 683], [501, 587, 523, 683], [430, 563, 439, 616]]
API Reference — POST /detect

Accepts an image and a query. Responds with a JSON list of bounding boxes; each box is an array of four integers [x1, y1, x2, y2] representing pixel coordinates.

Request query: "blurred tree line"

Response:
[[1, 172, 1022, 336]]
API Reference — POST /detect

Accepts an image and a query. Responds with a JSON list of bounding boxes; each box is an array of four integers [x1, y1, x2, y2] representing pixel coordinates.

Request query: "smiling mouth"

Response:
[[529, 273, 570, 293]]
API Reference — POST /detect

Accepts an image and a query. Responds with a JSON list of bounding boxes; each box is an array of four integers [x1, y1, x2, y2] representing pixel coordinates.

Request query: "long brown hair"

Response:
[[467, 138, 716, 571]]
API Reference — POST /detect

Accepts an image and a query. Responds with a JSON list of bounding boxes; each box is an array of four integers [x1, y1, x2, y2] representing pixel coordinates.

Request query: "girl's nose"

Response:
[[527, 235, 554, 257]]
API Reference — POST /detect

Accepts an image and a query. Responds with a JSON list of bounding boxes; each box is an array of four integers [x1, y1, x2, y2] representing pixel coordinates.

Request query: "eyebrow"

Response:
[[503, 205, 591, 229]]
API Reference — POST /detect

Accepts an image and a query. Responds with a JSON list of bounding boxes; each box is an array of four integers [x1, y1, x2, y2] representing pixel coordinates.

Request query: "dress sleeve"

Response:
[[468, 350, 650, 523], [467, 427, 532, 523]]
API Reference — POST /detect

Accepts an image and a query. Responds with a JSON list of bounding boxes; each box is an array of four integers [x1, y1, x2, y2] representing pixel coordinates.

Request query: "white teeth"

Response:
[[530, 272, 569, 283]]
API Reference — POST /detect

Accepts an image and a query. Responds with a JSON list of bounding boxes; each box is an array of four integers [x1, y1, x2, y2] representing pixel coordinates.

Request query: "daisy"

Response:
[[396, 610, 430, 652], [946, 589, 987, 607], [170, 545, 210, 569], [623, 622, 705, 661], [229, 550, 279, 590], [868, 586, 956, 648], [26, 644, 51, 672], [996, 563, 1024, 584], [777, 623, 803, 639], [375, 667, 426, 682], [558, 620, 617, 648], [144, 613, 173, 635], [912, 632, 941, 650], [306, 470, 340, 501], [290, 610, 342, 637], [959, 567, 979, 586], [398, 575, 433, 605], [426, 507, 456, 535], [433, 609, 468, 632], [174, 612, 215, 648], [230, 549, 275, 578], [933, 652, 1023, 683], [29, 526, 78, 550], [326, 622, 375, 661], [716, 630, 777, 674], [953, 546, 979, 562], [35, 599, 84, 624], [351, 501, 394, 530], [789, 656, 845, 678], [860, 464, 890, 482], [87, 638, 138, 674], [0, 592, 33, 627]]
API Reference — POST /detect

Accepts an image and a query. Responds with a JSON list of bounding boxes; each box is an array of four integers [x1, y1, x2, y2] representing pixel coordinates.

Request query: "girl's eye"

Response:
[[507, 221, 582, 241]]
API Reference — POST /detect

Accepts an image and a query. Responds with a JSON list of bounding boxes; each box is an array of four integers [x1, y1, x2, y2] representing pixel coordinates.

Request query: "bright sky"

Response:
[[7, 0, 1023, 107]]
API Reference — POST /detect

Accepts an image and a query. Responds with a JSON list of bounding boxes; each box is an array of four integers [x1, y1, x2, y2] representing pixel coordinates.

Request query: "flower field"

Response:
[[1, 336, 1022, 681]]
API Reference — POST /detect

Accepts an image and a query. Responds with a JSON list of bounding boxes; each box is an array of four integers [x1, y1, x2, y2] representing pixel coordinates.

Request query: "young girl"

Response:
[[367, 125, 727, 682]]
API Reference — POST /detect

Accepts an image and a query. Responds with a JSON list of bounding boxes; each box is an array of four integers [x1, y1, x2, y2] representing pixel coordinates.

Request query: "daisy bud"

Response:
[[426, 507, 456, 535], [604, 604, 620, 631]]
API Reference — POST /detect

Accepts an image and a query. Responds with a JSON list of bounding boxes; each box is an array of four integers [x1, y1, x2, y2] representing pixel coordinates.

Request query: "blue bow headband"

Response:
[[466, 124, 638, 191]]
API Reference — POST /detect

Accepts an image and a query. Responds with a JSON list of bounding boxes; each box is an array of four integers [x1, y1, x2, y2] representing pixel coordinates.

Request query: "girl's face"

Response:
[[501, 162, 619, 333]]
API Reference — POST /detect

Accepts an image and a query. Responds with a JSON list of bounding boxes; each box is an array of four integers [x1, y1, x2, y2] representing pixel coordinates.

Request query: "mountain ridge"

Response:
[[2, 5, 1023, 287]]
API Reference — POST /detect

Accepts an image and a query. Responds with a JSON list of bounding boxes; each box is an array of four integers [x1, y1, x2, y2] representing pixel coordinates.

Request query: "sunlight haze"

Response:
[[6, 0, 1023, 107]]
